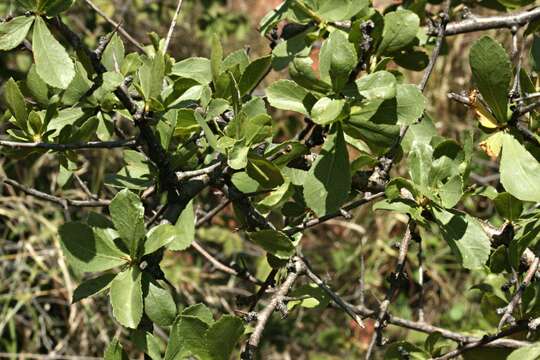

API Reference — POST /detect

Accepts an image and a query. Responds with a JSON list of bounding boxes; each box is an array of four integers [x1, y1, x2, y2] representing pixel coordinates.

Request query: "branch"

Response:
[[0, 138, 136, 150], [299, 255, 364, 327], [285, 192, 384, 236], [2, 177, 110, 208], [176, 161, 223, 182], [190, 240, 262, 285], [353, 305, 529, 349], [433, 320, 531, 360], [163, 0, 184, 54], [428, 6, 540, 36], [366, 221, 415, 360], [418, 0, 451, 92], [83, 0, 146, 52], [241, 258, 305, 360], [498, 256, 540, 330]]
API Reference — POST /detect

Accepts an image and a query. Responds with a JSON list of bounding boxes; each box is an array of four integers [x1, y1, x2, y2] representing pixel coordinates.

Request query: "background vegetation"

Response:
[[1, 0, 540, 359]]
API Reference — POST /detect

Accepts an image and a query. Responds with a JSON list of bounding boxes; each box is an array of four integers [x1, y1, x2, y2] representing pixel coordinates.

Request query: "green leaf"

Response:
[[144, 223, 177, 255], [249, 229, 295, 259], [4, 78, 28, 131], [0, 16, 34, 51], [432, 208, 491, 270], [246, 154, 285, 189], [272, 31, 311, 71], [355, 71, 397, 100], [58, 222, 128, 272], [393, 84, 426, 125], [228, 144, 249, 169], [384, 341, 429, 359], [469, 36, 512, 123], [500, 133, 540, 202], [266, 79, 311, 115], [172, 57, 212, 84], [138, 53, 165, 101], [343, 116, 400, 154], [313, 0, 369, 22], [72, 273, 115, 303], [437, 175, 463, 209], [289, 56, 332, 93], [102, 33, 125, 72], [164, 315, 209, 360], [206, 316, 245, 360], [144, 278, 177, 326], [288, 283, 330, 309], [508, 340, 540, 360], [211, 34, 223, 85], [378, 10, 420, 55], [194, 111, 220, 151], [239, 55, 272, 96], [41, 0, 75, 16], [409, 141, 433, 189], [496, 0, 535, 10], [32, 17, 75, 89], [169, 200, 195, 251], [15, 0, 38, 11], [26, 64, 49, 105], [110, 267, 143, 329], [104, 338, 129, 360], [109, 189, 146, 258], [319, 29, 357, 91], [131, 330, 162, 360], [311, 97, 346, 125], [494, 192, 523, 221], [62, 61, 93, 106], [304, 125, 351, 216], [182, 303, 215, 325]]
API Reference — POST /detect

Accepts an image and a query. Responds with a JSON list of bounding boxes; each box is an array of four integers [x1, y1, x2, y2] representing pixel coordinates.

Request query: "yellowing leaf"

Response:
[[479, 131, 503, 159], [470, 90, 500, 129]]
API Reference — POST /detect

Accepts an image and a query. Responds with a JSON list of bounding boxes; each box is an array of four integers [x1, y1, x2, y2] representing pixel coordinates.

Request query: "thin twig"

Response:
[[163, 0, 183, 54], [83, 0, 146, 52], [73, 174, 98, 200], [190, 240, 262, 285], [299, 255, 364, 327], [353, 305, 529, 349], [498, 256, 540, 330], [433, 320, 530, 360], [366, 221, 415, 360], [195, 199, 231, 227], [0, 138, 137, 150], [417, 236, 425, 323], [2, 177, 110, 208], [418, 1, 451, 92], [285, 192, 384, 236], [176, 161, 223, 182], [241, 258, 305, 360], [429, 6, 540, 36]]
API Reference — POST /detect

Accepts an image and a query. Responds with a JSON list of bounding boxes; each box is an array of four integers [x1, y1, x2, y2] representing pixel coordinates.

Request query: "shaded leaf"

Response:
[[59, 222, 128, 272], [304, 125, 351, 216], [469, 36, 512, 123], [249, 229, 295, 259], [72, 272, 115, 303]]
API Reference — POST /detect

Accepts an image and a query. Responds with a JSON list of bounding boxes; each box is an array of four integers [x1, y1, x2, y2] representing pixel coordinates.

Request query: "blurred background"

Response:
[[0, 0, 528, 359]]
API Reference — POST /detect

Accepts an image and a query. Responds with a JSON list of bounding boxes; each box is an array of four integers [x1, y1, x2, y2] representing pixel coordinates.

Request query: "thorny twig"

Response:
[[498, 256, 540, 330], [241, 258, 305, 360], [366, 221, 415, 359]]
